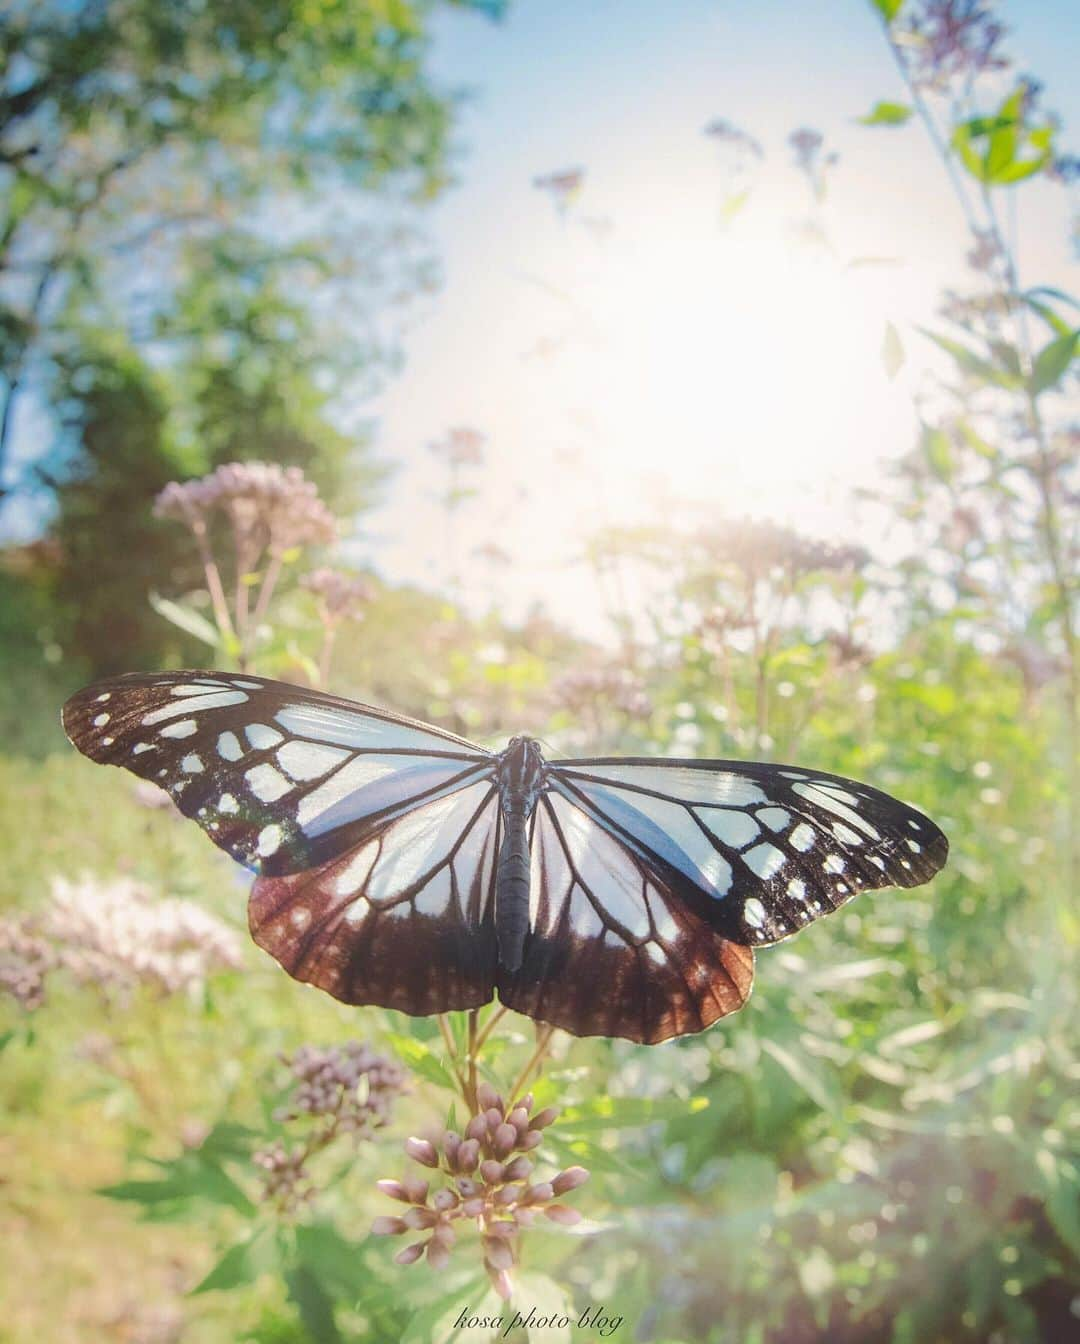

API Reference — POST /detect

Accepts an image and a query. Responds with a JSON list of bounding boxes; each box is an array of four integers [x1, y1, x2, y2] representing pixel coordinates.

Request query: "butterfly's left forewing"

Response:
[[64, 671, 503, 1016], [62, 671, 494, 875]]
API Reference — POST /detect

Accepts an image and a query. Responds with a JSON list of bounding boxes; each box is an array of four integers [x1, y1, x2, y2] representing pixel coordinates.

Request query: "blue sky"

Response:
[[359, 0, 1079, 631]]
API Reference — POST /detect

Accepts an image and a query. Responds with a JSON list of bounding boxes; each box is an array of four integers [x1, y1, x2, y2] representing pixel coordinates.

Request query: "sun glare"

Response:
[[539, 228, 914, 531]]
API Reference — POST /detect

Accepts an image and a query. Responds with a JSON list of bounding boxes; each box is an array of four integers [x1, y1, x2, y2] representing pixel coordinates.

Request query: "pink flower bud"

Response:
[[495, 1184, 523, 1207], [457, 1177, 480, 1199], [544, 1204, 582, 1226], [395, 1242, 425, 1265], [457, 1139, 480, 1173], [476, 1081, 502, 1112], [508, 1106, 530, 1135], [513, 1206, 537, 1227], [524, 1181, 554, 1204], [502, 1156, 532, 1183], [462, 1197, 485, 1217], [512, 1092, 534, 1113], [404, 1136, 439, 1168], [485, 1107, 504, 1132], [427, 1237, 451, 1270], [371, 1216, 406, 1236], [443, 1132, 461, 1168], [401, 1175, 430, 1205], [490, 1267, 514, 1301], [521, 1130, 543, 1151], [488, 1218, 518, 1237], [403, 1206, 438, 1230], [483, 1236, 515, 1270], [530, 1106, 559, 1131], [552, 1166, 590, 1195], [493, 1123, 517, 1157], [480, 1159, 505, 1185], [465, 1115, 487, 1142], [375, 1179, 410, 1203], [430, 1221, 456, 1249], [432, 1189, 459, 1213]]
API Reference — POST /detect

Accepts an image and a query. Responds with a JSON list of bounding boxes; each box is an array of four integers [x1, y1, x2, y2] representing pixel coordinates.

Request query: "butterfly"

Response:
[[63, 671, 948, 1044]]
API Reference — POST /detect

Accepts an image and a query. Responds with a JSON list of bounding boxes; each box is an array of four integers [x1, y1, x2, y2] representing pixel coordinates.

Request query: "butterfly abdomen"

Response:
[[495, 807, 531, 973]]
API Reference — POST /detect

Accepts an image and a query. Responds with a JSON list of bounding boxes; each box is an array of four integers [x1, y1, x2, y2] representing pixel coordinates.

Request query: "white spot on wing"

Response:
[[791, 823, 817, 852], [743, 842, 785, 880], [257, 824, 283, 856], [787, 878, 806, 900], [698, 807, 760, 849], [133, 742, 154, 754], [832, 823, 864, 846], [792, 782, 881, 841], [246, 764, 291, 802], [143, 691, 247, 724], [181, 754, 204, 773], [564, 764, 767, 806], [275, 704, 465, 753], [218, 731, 243, 761], [823, 854, 845, 874], [219, 793, 238, 814], [160, 719, 197, 739], [93, 713, 110, 727], [276, 740, 349, 781], [758, 807, 791, 832], [343, 896, 371, 925], [246, 723, 284, 750], [96, 693, 111, 702], [743, 897, 767, 927], [289, 906, 311, 929]]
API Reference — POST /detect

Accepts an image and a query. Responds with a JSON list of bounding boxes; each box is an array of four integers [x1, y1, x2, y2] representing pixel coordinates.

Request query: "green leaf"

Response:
[[559, 1094, 708, 1132], [871, 0, 905, 20], [1029, 329, 1078, 396], [858, 101, 913, 127], [294, 1223, 364, 1302], [920, 328, 1019, 388], [385, 1033, 457, 1091], [760, 1039, 838, 1113], [148, 592, 222, 648], [192, 1230, 276, 1295], [882, 322, 905, 378], [285, 1263, 342, 1344], [921, 426, 954, 483]]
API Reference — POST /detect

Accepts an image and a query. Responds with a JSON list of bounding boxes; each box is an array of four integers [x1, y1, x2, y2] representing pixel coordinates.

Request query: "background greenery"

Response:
[[1, 1, 1077, 1342]]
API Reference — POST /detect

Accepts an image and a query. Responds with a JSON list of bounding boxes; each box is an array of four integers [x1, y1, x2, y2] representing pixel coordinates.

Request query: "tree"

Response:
[[0, 0, 506, 505]]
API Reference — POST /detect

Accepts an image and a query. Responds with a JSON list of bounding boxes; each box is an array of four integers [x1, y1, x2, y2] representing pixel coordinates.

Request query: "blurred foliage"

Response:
[[1, 1, 1079, 1342]]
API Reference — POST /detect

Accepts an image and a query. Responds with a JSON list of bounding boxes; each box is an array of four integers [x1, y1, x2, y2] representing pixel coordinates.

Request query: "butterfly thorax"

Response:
[[493, 736, 547, 974]]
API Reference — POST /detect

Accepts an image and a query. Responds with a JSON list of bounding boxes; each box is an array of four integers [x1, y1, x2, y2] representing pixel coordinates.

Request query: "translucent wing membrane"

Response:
[[549, 758, 948, 947], [250, 781, 500, 1015], [496, 793, 754, 1043], [62, 672, 493, 876]]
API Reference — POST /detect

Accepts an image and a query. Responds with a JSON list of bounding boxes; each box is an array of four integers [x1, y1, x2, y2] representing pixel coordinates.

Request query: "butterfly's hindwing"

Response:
[[249, 781, 501, 1015], [549, 758, 949, 946], [62, 672, 494, 876], [496, 793, 754, 1043]]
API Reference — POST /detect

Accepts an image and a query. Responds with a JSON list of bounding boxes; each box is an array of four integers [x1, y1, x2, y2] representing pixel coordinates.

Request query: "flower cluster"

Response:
[[898, 0, 1009, 89], [1, 877, 243, 1010], [703, 118, 763, 159], [301, 567, 375, 622], [254, 1042, 407, 1214], [373, 1083, 589, 1299], [552, 665, 651, 720], [698, 519, 868, 581], [46, 875, 242, 999], [0, 914, 58, 1010], [154, 462, 336, 555], [532, 168, 585, 213]]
